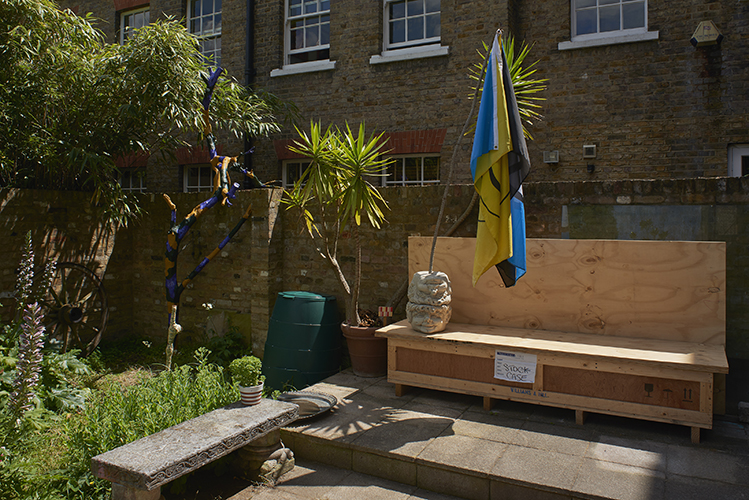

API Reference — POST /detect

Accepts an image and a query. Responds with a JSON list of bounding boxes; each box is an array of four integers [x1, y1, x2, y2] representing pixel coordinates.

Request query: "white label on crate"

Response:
[[494, 351, 537, 383]]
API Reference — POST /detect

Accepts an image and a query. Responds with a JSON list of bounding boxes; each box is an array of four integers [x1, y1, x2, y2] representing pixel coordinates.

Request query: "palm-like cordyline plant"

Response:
[[283, 122, 392, 326], [468, 33, 548, 139]]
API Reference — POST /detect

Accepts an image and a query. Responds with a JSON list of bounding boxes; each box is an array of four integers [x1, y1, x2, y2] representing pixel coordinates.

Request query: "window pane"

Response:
[[390, 19, 405, 44], [287, 163, 299, 185], [134, 12, 145, 29], [215, 13, 221, 32], [306, 24, 319, 47], [193, 0, 201, 17], [320, 19, 329, 44], [576, 0, 595, 8], [423, 157, 439, 180], [191, 18, 200, 33], [189, 167, 199, 186], [291, 25, 303, 49], [304, 0, 317, 14], [407, 17, 423, 41], [599, 0, 618, 4], [395, 161, 404, 182], [214, 41, 221, 65], [599, 5, 620, 32], [201, 167, 212, 185], [405, 158, 419, 182], [622, 1, 645, 29], [321, 1, 329, 12], [203, 0, 212, 16], [426, 13, 440, 38], [204, 16, 213, 33], [425, 0, 439, 13], [390, 1, 405, 19], [289, 48, 328, 64], [407, 0, 423, 16], [290, 0, 301, 18], [576, 9, 597, 35], [215, 0, 221, 13]]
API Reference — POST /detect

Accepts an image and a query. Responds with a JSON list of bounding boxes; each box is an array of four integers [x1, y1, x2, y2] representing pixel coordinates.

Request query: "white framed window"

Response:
[[371, 0, 446, 65], [118, 168, 147, 193], [383, 156, 440, 186], [184, 165, 215, 192], [729, 145, 749, 177], [282, 160, 311, 187], [189, 0, 222, 66], [559, 0, 658, 50], [120, 7, 150, 44], [385, 0, 440, 50], [286, 0, 330, 65]]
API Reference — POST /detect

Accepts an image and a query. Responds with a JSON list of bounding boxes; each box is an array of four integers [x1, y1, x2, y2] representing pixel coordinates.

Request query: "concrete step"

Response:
[[231, 459, 465, 500], [279, 370, 749, 500]]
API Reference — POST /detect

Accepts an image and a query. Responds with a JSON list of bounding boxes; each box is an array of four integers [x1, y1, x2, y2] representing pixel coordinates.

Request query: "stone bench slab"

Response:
[[91, 398, 298, 492]]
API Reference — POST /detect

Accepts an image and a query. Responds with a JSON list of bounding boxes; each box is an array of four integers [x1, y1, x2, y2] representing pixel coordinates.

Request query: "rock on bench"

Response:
[[92, 398, 298, 500]]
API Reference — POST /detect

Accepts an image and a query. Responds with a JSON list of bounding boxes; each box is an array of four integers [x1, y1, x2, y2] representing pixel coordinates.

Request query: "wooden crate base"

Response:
[[385, 336, 717, 444]]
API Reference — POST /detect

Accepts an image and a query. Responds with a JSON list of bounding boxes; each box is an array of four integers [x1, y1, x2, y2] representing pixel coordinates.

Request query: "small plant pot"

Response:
[[239, 382, 264, 406]]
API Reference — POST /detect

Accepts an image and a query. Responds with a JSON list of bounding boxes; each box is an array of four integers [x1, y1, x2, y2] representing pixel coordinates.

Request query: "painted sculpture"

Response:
[[163, 67, 266, 369]]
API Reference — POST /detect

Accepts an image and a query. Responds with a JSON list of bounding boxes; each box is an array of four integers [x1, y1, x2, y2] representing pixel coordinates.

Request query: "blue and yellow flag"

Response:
[[470, 32, 531, 287]]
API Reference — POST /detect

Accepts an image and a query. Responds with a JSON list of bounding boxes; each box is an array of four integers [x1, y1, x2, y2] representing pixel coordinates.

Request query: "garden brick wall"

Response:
[[2, 178, 749, 412]]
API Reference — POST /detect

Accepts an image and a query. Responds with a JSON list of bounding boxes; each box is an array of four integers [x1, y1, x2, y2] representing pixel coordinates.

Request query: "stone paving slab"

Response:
[[279, 370, 749, 500]]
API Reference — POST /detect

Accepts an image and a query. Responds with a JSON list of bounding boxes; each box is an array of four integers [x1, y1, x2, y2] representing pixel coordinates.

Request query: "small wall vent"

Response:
[[543, 151, 559, 163]]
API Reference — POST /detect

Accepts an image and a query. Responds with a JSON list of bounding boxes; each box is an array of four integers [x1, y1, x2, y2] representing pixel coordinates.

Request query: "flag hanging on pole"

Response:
[[470, 31, 531, 287]]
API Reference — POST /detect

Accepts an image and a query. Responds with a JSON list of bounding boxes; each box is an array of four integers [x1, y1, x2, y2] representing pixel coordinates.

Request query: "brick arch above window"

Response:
[[273, 128, 447, 160], [381, 129, 446, 155], [274, 139, 308, 161], [113, 0, 148, 11], [175, 145, 224, 165]]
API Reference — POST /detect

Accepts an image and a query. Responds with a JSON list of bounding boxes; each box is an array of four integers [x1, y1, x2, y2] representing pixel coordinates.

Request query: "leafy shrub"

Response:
[[229, 355, 265, 387], [60, 348, 238, 498]]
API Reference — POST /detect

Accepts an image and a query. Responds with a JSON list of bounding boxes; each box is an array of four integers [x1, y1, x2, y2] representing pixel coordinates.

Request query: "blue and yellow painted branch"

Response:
[[162, 67, 261, 367]]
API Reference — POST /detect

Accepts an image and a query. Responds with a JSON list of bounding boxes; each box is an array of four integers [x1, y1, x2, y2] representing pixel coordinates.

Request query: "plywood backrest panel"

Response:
[[409, 237, 726, 345]]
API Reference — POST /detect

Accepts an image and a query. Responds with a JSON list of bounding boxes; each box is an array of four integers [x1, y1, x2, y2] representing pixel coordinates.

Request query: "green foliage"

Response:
[[205, 326, 250, 367], [0, 233, 91, 418], [468, 32, 548, 140], [0, 0, 292, 226], [229, 355, 264, 387], [60, 348, 238, 499], [283, 122, 392, 325]]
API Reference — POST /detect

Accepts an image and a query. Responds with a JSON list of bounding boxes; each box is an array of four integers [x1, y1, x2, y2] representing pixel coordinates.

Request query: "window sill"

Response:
[[370, 45, 449, 65], [558, 31, 659, 50], [270, 59, 336, 77]]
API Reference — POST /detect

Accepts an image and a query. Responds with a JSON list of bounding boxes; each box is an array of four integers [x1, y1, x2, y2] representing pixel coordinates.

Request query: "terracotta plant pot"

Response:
[[239, 382, 264, 406], [341, 323, 387, 377]]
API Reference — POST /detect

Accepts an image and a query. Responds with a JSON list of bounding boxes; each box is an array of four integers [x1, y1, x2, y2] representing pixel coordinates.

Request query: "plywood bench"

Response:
[[377, 237, 729, 443], [91, 399, 298, 499]]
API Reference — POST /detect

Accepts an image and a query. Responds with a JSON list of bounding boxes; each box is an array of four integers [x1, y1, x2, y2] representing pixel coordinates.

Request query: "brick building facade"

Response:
[[57, 0, 749, 191]]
